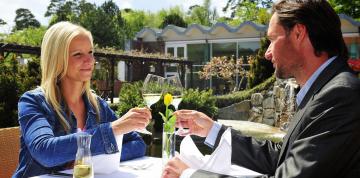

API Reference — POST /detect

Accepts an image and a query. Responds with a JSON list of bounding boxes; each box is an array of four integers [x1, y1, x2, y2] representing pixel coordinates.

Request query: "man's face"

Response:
[[265, 13, 301, 79]]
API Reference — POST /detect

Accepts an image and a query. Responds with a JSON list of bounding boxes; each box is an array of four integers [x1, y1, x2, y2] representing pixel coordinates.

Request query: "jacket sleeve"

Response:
[[214, 126, 282, 175], [98, 99, 146, 161], [121, 131, 146, 161]]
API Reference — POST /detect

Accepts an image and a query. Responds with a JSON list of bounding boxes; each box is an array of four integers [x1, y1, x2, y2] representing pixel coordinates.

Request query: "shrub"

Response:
[[247, 37, 274, 88], [116, 81, 218, 132], [0, 54, 41, 128], [179, 89, 218, 118], [117, 81, 144, 116], [215, 75, 275, 108], [0, 57, 21, 128]]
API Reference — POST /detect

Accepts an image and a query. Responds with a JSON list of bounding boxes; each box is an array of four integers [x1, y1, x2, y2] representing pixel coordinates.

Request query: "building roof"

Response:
[[136, 14, 359, 42]]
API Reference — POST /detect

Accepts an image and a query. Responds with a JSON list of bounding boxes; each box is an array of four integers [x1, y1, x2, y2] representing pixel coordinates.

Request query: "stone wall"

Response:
[[217, 78, 299, 129]]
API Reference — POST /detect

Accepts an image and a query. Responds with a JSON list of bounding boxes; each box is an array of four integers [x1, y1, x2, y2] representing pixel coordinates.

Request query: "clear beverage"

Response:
[[143, 93, 161, 107], [171, 95, 182, 110], [74, 132, 93, 178], [73, 164, 93, 178], [139, 74, 165, 135]]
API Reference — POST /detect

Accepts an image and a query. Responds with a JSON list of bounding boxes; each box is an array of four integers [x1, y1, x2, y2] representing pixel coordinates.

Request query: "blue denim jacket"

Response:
[[13, 88, 146, 178]]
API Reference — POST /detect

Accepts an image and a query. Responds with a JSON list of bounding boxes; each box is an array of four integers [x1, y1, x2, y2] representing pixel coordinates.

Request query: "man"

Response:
[[162, 0, 360, 178]]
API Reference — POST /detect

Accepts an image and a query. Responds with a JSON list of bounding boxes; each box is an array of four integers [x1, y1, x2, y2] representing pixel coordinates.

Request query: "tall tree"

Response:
[[122, 9, 148, 39], [329, 0, 360, 20], [160, 14, 187, 28], [87, 0, 125, 49], [45, 0, 80, 26], [186, 0, 218, 26], [13, 8, 41, 31], [0, 18, 6, 26], [247, 37, 274, 88], [222, 0, 271, 25], [4, 27, 46, 46], [45, 0, 65, 17]]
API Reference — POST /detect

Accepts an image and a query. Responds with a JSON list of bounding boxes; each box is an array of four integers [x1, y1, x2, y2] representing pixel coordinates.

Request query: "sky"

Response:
[[0, 0, 230, 33]]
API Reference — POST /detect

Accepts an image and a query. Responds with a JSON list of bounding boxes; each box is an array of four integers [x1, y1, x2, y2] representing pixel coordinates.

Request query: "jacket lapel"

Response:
[[277, 57, 350, 165]]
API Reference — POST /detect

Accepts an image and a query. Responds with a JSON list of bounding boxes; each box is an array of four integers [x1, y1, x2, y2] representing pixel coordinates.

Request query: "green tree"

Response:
[[223, 0, 271, 25], [13, 8, 41, 31], [4, 26, 46, 46], [247, 37, 274, 88], [0, 18, 6, 26], [45, 0, 80, 26], [186, 0, 218, 26], [0, 55, 22, 127], [329, 0, 360, 20], [0, 54, 41, 128], [77, 0, 97, 27], [45, 0, 66, 17], [86, 1, 125, 49], [122, 9, 146, 38], [160, 14, 187, 28]]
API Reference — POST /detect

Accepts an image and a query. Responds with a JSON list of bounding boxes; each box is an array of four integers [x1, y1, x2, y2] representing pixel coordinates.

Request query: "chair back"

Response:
[[0, 127, 20, 178]]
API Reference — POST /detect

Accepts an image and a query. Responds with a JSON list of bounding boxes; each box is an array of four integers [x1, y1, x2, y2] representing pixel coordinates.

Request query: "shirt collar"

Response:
[[296, 56, 337, 106]]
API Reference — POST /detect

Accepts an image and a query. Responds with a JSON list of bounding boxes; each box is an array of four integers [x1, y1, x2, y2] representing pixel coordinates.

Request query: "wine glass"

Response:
[[139, 74, 165, 135], [165, 75, 187, 135]]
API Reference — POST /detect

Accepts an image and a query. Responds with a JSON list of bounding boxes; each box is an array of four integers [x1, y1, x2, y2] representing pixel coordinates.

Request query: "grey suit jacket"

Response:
[[193, 57, 360, 178]]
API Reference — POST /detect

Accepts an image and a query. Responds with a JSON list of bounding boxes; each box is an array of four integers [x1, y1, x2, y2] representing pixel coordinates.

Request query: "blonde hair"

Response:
[[40, 21, 100, 132]]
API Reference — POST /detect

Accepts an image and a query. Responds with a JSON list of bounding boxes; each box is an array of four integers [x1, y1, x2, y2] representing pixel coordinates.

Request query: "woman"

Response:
[[13, 21, 151, 178]]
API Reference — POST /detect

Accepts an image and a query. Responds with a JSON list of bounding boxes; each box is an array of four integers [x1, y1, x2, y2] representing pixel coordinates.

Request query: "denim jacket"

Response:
[[13, 87, 146, 178]]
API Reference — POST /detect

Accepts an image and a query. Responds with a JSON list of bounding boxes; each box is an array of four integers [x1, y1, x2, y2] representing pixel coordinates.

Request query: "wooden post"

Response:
[[110, 58, 115, 103]]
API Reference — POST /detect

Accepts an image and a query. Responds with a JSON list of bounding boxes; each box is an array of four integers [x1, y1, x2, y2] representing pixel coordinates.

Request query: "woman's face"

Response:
[[65, 35, 95, 83]]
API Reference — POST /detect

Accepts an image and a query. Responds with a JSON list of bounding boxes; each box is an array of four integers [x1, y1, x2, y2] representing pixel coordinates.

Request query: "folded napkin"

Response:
[[179, 128, 261, 177], [92, 134, 123, 174]]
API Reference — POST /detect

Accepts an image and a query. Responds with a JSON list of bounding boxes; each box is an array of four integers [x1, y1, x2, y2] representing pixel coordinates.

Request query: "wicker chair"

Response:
[[0, 127, 20, 178]]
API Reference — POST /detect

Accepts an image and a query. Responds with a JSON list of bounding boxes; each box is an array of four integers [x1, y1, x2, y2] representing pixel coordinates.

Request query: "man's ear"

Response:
[[293, 24, 306, 41]]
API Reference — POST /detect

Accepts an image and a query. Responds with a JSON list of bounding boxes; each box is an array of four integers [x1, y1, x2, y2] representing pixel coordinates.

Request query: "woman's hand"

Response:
[[111, 107, 151, 135], [174, 110, 214, 137], [162, 157, 189, 178]]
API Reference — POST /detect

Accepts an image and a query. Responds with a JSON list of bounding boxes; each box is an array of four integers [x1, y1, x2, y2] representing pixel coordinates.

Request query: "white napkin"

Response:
[[179, 128, 261, 177], [92, 134, 123, 174], [179, 128, 232, 174]]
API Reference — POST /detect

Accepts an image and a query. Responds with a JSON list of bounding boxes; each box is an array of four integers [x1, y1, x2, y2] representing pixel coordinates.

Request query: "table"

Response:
[[33, 156, 163, 178], [33, 156, 261, 178]]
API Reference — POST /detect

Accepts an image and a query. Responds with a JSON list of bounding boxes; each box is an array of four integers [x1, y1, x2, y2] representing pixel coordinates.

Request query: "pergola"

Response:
[[0, 43, 194, 103]]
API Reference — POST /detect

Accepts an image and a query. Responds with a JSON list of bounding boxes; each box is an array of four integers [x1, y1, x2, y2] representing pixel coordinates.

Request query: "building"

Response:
[[133, 14, 360, 92]]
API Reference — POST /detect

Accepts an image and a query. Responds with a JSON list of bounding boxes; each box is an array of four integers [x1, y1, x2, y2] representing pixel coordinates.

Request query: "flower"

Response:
[[164, 93, 173, 107], [159, 93, 177, 160], [159, 93, 176, 133]]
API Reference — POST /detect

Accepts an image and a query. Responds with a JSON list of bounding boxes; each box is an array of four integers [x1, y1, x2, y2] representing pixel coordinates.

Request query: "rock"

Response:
[[251, 93, 263, 106], [263, 118, 275, 126], [217, 100, 251, 120], [263, 97, 275, 109]]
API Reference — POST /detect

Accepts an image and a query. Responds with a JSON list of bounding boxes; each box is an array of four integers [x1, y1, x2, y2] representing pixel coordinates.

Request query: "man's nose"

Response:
[[265, 47, 272, 60]]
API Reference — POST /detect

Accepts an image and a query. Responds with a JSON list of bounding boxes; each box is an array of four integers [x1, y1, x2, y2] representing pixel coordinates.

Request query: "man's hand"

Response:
[[162, 157, 189, 178], [174, 110, 214, 137]]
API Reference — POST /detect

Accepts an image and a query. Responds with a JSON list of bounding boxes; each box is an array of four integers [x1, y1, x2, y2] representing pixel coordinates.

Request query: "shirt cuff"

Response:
[[180, 168, 197, 178], [204, 121, 222, 148]]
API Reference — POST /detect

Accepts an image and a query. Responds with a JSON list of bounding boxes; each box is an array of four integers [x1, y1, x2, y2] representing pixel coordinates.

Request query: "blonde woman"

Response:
[[13, 21, 151, 178]]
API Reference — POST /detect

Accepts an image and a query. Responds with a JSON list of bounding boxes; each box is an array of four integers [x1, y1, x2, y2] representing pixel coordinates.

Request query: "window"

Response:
[[212, 42, 237, 60]]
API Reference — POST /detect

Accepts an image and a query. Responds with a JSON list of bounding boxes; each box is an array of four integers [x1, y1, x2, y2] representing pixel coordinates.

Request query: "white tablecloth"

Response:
[[33, 156, 162, 178], [33, 156, 260, 178]]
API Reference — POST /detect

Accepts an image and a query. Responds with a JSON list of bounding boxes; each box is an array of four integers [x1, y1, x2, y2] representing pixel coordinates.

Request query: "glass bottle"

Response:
[[73, 132, 93, 178]]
